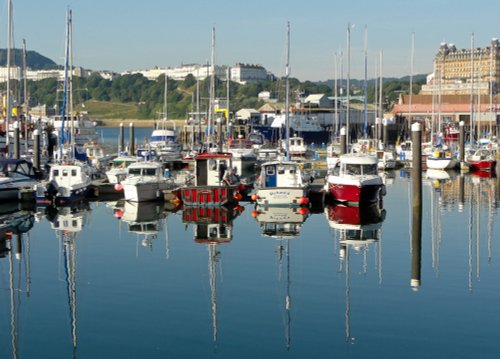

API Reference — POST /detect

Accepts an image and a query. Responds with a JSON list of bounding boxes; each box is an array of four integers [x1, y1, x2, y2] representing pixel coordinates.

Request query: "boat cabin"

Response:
[[330, 155, 378, 177], [259, 161, 304, 188], [194, 153, 235, 186], [50, 164, 89, 189], [127, 162, 163, 177]]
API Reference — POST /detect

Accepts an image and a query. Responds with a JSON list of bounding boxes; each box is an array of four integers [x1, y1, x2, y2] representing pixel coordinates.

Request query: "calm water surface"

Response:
[[1, 154, 500, 358]]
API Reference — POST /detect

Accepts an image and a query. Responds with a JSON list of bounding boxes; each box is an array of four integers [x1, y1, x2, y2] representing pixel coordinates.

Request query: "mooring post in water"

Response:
[[217, 117, 223, 153], [383, 118, 389, 149], [458, 174, 465, 212], [33, 129, 40, 171], [129, 122, 135, 156], [411, 122, 422, 289], [459, 121, 468, 171], [119, 122, 124, 154], [340, 126, 347, 155], [15, 234, 22, 261], [13, 121, 20, 159]]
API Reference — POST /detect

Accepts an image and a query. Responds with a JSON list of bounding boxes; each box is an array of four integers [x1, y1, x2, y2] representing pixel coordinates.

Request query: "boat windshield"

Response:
[[345, 163, 378, 176]]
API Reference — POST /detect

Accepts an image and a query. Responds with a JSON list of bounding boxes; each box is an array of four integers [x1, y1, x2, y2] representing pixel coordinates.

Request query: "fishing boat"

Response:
[[118, 161, 169, 202], [324, 153, 385, 204], [283, 135, 307, 156], [180, 152, 243, 206], [253, 160, 310, 207], [252, 23, 310, 208], [0, 159, 38, 201], [465, 148, 497, 171]]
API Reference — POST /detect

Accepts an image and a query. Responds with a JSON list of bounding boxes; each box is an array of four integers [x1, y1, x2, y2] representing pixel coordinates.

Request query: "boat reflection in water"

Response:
[[182, 205, 243, 347], [0, 211, 35, 359], [325, 202, 386, 342], [115, 201, 178, 254], [252, 205, 310, 239], [45, 202, 91, 357], [252, 205, 310, 350]]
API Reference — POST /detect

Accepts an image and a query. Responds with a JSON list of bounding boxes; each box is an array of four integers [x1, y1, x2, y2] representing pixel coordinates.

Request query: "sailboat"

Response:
[[35, 9, 92, 205], [149, 75, 183, 160], [253, 22, 311, 207]]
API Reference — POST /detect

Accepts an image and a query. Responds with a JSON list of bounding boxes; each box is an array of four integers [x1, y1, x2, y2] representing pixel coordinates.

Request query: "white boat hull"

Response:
[[123, 181, 168, 202], [256, 187, 308, 207]]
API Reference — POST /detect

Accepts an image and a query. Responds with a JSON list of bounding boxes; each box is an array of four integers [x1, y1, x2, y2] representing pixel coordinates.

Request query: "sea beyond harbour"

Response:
[[0, 128, 500, 358]]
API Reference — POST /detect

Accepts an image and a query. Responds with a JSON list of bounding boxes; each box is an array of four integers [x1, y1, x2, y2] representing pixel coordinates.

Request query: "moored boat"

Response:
[[119, 161, 169, 202], [324, 153, 385, 204]]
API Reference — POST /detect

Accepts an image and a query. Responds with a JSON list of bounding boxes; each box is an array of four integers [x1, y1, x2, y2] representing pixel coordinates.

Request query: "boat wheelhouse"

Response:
[[180, 152, 242, 207], [120, 161, 169, 202]]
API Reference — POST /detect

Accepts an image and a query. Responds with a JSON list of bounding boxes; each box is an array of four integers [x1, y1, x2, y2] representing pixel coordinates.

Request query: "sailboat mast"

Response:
[[470, 33, 475, 142], [334, 52, 338, 138], [379, 50, 383, 140], [6, 0, 12, 148], [363, 25, 368, 139], [22, 39, 29, 154], [226, 67, 230, 138], [285, 21, 291, 161], [408, 32, 414, 134], [69, 9, 75, 151], [163, 73, 168, 121], [208, 26, 216, 144], [59, 8, 71, 162], [346, 24, 351, 146]]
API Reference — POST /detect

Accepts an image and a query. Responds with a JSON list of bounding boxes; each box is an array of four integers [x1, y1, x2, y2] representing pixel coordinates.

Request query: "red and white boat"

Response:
[[179, 152, 243, 206], [465, 148, 497, 172], [324, 154, 385, 204]]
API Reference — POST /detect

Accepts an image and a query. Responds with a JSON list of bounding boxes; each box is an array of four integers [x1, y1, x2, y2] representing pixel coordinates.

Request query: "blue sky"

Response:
[[3, 0, 499, 81]]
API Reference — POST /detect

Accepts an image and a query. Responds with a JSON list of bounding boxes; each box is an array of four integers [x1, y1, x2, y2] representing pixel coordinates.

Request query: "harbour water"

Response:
[[1, 148, 499, 358]]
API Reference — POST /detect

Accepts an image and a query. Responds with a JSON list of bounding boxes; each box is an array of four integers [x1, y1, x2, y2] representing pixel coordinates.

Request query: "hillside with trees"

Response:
[[0, 49, 59, 69], [2, 71, 424, 120]]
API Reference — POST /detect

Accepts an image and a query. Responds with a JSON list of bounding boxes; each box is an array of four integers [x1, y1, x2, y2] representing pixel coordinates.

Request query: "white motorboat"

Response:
[[119, 161, 169, 202], [426, 148, 458, 170], [324, 153, 385, 204]]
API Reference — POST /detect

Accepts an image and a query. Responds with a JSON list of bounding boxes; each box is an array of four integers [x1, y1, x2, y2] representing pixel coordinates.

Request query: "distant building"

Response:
[[258, 91, 277, 102], [122, 64, 228, 81], [0, 66, 90, 82], [420, 39, 500, 96], [230, 63, 268, 84], [302, 94, 332, 108]]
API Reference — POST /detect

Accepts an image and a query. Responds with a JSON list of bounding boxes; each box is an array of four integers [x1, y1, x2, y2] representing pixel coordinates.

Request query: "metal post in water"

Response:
[[340, 126, 347, 155], [129, 122, 135, 156], [33, 129, 40, 172], [411, 122, 422, 289], [119, 122, 124, 154], [13, 121, 20, 159]]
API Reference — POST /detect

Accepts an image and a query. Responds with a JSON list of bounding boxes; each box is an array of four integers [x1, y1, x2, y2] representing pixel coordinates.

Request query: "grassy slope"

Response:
[[83, 100, 139, 119]]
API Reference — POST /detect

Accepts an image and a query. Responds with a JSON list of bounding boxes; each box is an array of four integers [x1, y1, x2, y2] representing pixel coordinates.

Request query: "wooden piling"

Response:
[[340, 126, 347, 155], [411, 122, 422, 289], [129, 122, 135, 156], [119, 122, 124, 154], [13, 121, 20, 159], [33, 129, 40, 171]]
